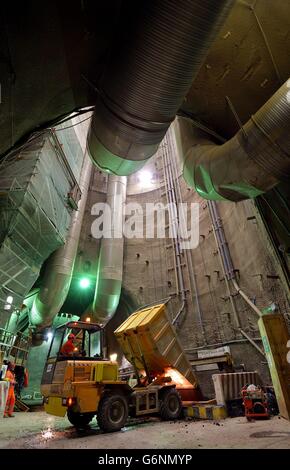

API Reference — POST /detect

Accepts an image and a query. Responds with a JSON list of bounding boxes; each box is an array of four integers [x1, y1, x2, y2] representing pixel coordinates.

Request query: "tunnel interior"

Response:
[[0, 0, 290, 446]]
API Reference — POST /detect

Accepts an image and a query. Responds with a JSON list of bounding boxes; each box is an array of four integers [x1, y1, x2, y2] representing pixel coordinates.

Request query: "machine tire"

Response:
[[160, 388, 182, 420], [97, 393, 128, 432], [67, 409, 95, 427]]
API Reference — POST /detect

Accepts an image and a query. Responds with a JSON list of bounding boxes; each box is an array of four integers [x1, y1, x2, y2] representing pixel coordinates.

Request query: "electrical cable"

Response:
[[0, 107, 95, 162], [54, 115, 92, 131], [51, 108, 94, 127], [177, 111, 227, 143]]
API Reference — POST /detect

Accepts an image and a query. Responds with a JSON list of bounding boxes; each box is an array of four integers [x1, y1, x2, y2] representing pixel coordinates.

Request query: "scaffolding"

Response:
[[0, 327, 30, 365], [0, 128, 83, 324]]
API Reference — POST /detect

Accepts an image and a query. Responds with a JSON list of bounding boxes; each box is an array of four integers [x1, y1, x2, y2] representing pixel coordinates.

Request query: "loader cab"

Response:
[[42, 320, 103, 385], [48, 321, 103, 361]]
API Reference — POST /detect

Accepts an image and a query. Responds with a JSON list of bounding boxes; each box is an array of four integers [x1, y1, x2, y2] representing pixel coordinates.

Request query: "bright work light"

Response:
[[79, 277, 90, 289]]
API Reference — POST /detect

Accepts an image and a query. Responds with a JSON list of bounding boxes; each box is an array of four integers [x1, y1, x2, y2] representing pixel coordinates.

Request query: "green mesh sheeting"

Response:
[[0, 130, 83, 324]]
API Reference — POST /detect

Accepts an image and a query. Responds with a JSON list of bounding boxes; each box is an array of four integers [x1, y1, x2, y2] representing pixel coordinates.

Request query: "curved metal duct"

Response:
[[177, 79, 290, 201], [30, 153, 92, 337], [90, 175, 127, 324], [87, 0, 234, 176]]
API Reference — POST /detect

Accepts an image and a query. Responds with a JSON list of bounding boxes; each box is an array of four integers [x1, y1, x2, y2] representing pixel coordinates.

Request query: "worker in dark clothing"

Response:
[[14, 366, 29, 398]]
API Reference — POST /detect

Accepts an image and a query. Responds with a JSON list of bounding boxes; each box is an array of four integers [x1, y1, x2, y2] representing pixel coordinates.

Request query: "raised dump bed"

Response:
[[114, 303, 198, 389]]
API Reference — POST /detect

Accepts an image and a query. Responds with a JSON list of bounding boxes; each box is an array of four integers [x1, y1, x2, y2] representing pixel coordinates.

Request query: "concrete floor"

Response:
[[0, 412, 290, 449]]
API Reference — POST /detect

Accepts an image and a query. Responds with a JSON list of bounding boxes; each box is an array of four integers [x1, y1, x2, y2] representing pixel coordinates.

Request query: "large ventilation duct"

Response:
[[176, 79, 290, 202], [30, 153, 92, 338], [91, 175, 127, 324], [87, 0, 234, 176]]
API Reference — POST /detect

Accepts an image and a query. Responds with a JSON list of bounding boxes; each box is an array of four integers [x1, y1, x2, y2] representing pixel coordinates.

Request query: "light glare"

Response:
[[138, 170, 152, 186], [46, 332, 53, 341], [79, 277, 90, 289]]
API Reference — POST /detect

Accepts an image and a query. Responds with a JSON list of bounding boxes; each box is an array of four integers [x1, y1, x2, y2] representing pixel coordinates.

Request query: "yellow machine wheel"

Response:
[[97, 393, 128, 433], [67, 409, 95, 427], [159, 388, 182, 420]]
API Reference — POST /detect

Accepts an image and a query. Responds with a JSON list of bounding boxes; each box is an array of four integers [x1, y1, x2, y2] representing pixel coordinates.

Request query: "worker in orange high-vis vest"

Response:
[[60, 333, 77, 356], [4, 362, 16, 418]]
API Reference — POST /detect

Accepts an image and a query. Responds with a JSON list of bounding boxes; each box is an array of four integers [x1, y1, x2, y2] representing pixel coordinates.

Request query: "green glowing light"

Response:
[[79, 277, 90, 289]]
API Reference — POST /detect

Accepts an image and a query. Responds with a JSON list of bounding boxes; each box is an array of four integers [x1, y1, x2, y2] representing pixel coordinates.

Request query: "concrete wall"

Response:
[[68, 140, 289, 388]]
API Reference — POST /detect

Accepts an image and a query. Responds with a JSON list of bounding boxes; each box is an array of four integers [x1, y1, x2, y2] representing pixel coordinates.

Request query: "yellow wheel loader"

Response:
[[41, 303, 200, 432]]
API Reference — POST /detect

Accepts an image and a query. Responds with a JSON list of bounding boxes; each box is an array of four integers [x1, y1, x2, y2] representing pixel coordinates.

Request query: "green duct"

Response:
[[174, 79, 290, 202], [90, 175, 127, 324], [87, 0, 235, 176], [30, 153, 92, 337]]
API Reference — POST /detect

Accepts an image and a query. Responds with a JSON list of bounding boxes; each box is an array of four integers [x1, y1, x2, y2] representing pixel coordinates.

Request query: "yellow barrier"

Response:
[[186, 404, 227, 420]]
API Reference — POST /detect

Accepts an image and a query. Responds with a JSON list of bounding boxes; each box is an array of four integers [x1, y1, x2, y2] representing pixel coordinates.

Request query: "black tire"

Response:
[[67, 409, 95, 427], [97, 393, 128, 432], [160, 388, 182, 420]]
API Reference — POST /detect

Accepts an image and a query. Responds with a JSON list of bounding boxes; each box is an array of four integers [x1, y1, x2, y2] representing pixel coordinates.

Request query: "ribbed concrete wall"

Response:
[[72, 142, 289, 390]]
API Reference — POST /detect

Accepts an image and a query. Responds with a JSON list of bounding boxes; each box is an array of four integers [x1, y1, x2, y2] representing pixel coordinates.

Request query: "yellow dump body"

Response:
[[114, 303, 198, 388]]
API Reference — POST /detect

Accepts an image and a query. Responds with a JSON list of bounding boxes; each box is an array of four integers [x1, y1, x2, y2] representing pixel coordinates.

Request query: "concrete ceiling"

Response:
[[182, 0, 290, 139], [0, 0, 122, 158]]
